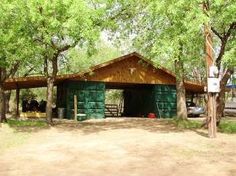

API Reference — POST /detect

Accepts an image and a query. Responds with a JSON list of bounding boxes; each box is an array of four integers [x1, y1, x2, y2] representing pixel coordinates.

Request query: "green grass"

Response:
[[167, 118, 202, 129], [0, 119, 48, 153], [0, 124, 31, 153], [167, 117, 236, 134], [218, 120, 236, 134], [7, 119, 47, 128]]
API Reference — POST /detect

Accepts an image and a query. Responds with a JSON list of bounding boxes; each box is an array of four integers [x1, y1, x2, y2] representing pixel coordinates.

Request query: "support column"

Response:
[[74, 95, 77, 121], [16, 86, 20, 118], [204, 24, 217, 138]]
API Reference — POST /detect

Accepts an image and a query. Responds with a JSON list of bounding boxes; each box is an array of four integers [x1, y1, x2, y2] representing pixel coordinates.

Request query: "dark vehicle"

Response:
[[39, 100, 47, 112], [186, 101, 205, 117]]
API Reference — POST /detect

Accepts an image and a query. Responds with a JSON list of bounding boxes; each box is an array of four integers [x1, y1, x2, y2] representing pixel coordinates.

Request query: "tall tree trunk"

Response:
[[0, 66, 7, 123], [12, 88, 20, 118], [5, 90, 11, 113], [46, 77, 54, 125], [216, 88, 225, 124], [45, 57, 58, 125], [0, 84, 7, 123], [175, 60, 188, 120], [216, 68, 234, 125]]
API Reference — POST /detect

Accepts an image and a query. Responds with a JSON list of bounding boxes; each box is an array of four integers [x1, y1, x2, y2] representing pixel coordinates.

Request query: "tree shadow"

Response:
[[11, 126, 50, 133], [7, 117, 210, 138], [192, 129, 209, 138], [53, 118, 185, 134]]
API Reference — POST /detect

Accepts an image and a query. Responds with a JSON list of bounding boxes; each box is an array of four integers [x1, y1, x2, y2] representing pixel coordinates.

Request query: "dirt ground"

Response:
[[1, 118, 236, 176]]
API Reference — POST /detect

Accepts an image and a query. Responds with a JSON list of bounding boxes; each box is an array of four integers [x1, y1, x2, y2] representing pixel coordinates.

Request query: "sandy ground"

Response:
[[0, 118, 236, 176]]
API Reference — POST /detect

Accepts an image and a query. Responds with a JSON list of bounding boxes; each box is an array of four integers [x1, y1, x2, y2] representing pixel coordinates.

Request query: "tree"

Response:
[[0, 0, 35, 122], [203, 0, 236, 124], [104, 0, 206, 119], [61, 41, 121, 74], [23, 0, 105, 124]]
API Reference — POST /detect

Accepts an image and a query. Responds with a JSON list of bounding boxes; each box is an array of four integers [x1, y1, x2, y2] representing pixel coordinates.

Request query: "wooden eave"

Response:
[[4, 52, 205, 93]]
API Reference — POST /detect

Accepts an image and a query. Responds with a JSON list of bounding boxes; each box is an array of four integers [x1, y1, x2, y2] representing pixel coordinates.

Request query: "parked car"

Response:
[[186, 101, 205, 117]]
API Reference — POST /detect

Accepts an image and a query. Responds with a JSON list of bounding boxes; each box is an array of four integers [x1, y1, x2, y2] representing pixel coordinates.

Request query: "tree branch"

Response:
[[202, 1, 210, 16], [44, 57, 48, 77], [220, 68, 234, 85], [58, 44, 72, 53], [224, 22, 236, 38], [52, 57, 58, 78], [6, 61, 21, 79], [216, 40, 227, 67], [0, 67, 6, 83], [23, 66, 35, 77], [211, 27, 223, 41], [215, 22, 236, 66]]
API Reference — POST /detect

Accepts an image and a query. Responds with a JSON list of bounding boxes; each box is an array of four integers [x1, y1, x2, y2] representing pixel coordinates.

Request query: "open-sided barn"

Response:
[[4, 52, 204, 119]]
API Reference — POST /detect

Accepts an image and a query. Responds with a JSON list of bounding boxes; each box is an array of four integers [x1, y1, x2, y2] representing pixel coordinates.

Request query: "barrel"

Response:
[[57, 108, 65, 119]]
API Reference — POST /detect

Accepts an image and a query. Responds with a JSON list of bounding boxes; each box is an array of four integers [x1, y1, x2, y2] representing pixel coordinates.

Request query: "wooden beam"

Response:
[[74, 95, 77, 121], [16, 86, 20, 117]]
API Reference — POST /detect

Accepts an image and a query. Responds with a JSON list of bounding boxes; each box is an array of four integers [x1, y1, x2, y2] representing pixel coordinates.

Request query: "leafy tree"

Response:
[[23, 0, 105, 124], [104, 0, 206, 119], [203, 0, 236, 122], [0, 0, 35, 122], [61, 41, 121, 74]]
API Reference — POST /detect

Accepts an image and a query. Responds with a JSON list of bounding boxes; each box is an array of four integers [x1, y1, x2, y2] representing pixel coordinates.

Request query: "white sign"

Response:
[[208, 78, 220, 93], [209, 66, 219, 78]]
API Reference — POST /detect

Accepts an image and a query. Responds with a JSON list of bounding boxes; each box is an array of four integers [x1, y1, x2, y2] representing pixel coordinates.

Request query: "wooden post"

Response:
[[74, 95, 77, 121], [204, 24, 217, 138], [191, 93, 194, 103], [16, 87, 20, 118]]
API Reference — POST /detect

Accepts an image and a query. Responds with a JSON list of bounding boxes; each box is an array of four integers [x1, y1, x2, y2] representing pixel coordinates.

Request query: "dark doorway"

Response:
[[105, 83, 156, 117]]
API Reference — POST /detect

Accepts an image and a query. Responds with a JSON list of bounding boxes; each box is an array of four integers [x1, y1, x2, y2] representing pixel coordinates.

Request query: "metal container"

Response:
[[57, 108, 65, 119]]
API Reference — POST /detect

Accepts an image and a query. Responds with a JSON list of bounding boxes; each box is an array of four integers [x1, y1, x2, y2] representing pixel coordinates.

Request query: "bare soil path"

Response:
[[1, 118, 236, 176]]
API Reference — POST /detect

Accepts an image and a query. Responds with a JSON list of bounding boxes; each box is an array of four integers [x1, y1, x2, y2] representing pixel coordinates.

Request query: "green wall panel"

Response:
[[154, 85, 177, 118], [64, 81, 105, 120], [58, 81, 176, 120]]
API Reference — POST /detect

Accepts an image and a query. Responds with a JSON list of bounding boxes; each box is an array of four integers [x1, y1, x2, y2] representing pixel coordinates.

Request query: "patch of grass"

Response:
[[0, 124, 31, 153], [7, 119, 47, 128], [167, 118, 202, 129], [218, 120, 236, 134], [0, 119, 48, 153], [167, 118, 236, 134]]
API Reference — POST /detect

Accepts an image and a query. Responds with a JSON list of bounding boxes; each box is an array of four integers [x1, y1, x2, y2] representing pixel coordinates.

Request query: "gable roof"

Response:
[[68, 52, 176, 78], [4, 52, 205, 93]]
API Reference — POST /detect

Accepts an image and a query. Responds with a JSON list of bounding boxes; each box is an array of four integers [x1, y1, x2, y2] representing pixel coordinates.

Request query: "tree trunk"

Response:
[[46, 77, 54, 125], [175, 60, 188, 120], [5, 90, 11, 113], [0, 84, 7, 123], [12, 88, 20, 118], [216, 68, 234, 125], [216, 88, 225, 125], [45, 56, 58, 125]]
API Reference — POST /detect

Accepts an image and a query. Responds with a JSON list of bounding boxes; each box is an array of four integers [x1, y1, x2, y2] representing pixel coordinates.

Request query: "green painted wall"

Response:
[[57, 82, 176, 119], [154, 85, 177, 118], [57, 81, 105, 120]]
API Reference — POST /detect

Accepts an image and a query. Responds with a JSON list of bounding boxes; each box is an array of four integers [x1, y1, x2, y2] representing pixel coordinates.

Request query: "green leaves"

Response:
[[208, 1, 236, 68], [105, 0, 235, 80], [0, 0, 35, 71], [27, 0, 104, 55], [0, 0, 109, 79]]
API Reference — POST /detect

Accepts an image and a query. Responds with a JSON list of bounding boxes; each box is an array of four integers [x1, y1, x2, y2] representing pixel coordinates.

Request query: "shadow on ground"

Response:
[[53, 118, 185, 134], [7, 117, 210, 137]]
